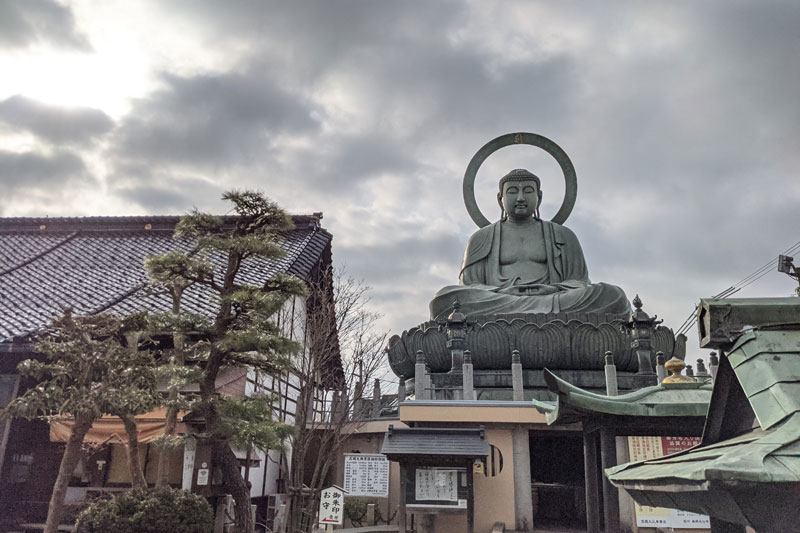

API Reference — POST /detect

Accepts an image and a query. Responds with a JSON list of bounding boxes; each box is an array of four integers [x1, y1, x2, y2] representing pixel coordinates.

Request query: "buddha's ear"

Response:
[[496, 191, 503, 209], [537, 189, 543, 206]]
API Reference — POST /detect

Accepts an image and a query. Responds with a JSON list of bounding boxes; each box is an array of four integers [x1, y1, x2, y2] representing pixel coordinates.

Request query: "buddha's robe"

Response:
[[430, 220, 630, 320]]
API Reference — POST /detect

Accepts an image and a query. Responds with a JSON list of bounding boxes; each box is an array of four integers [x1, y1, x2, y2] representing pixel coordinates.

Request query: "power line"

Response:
[[675, 239, 800, 337]]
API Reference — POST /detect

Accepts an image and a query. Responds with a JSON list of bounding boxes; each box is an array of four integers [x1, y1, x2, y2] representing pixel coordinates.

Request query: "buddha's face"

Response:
[[500, 179, 541, 220]]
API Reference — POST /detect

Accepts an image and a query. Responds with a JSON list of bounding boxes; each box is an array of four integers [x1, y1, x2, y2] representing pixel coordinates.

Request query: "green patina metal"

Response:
[[533, 369, 711, 426], [462, 132, 577, 228], [608, 329, 800, 485], [606, 298, 800, 532]]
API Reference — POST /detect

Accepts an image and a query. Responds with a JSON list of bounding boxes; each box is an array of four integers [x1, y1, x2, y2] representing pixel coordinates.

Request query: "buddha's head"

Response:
[[497, 169, 542, 221]]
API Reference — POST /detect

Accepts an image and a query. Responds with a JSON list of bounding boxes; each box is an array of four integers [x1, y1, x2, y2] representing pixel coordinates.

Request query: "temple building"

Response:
[[339, 133, 724, 533], [0, 214, 340, 530]]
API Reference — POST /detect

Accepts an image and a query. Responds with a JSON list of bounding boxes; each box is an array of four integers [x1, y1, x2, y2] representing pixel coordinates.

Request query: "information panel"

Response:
[[343, 453, 390, 497], [627, 436, 710, 529], [404, 467, 468, 509], [415, 468, 458, 501]]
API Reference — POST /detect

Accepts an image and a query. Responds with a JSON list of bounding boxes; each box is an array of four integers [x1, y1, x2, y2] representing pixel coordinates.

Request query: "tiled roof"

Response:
[[380, 426, 490, 458], [0, 215, 332, 342]]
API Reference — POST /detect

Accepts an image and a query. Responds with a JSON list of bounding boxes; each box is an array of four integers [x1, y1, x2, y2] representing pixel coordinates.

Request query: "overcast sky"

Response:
[[1, 0, 799, 364]]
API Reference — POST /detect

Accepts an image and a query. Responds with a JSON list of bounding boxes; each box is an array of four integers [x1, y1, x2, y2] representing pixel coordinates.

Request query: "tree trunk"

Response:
[[155, 404, 178, 487], [121, 413, 147, 488], [157, 333, 184, 487], [213, 438, 253, 533], [44, 415, 93, 533]]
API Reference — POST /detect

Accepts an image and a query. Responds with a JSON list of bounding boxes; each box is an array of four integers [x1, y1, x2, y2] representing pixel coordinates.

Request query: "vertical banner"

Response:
[[182, 437, 196, 490], [627, 436, 710, 529]]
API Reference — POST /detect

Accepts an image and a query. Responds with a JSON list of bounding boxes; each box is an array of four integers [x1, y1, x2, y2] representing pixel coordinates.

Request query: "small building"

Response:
[[533, 364, 712, 532], [0, 214, 340, 529], [369, 297, 695, 533], [608, 298, 800, 533]]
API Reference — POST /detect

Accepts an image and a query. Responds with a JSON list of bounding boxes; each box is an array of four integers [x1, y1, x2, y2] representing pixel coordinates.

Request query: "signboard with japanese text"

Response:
[[403, 467, 468, 509], [318, 485, 345, 525], [627, 436, 710, 529], [343, 453, 390, 497], [415, 468, 458, 501]]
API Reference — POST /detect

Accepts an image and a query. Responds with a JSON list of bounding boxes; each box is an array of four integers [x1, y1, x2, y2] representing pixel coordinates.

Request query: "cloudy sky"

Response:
[[1, 0, 799, 362]]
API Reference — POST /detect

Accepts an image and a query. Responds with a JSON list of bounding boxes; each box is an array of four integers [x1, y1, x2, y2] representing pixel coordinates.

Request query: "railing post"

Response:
[[604, 351, 618, 396], [462, 350, 475, 400], [655, 351, 667, 383], [415, 351, 429, 400], [511, 349, 524, 401]]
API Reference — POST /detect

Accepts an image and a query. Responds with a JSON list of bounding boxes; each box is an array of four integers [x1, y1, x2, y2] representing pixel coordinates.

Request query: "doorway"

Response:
[[529, 431, 586, 531]]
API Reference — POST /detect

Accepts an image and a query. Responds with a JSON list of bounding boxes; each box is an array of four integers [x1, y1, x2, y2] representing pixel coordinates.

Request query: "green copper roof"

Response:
[[606, 298, 800, 531], [535, 368, 711, 425], [608, 328, 800, 487], [729, 329, 800, 430]]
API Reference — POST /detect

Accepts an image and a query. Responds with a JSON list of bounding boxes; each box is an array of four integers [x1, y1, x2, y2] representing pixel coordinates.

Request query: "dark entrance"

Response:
[[530, 431, 587, 531]]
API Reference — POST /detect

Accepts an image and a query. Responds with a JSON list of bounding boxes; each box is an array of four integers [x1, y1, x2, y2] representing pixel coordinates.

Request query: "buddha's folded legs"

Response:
[[430, 282, 630, 320]]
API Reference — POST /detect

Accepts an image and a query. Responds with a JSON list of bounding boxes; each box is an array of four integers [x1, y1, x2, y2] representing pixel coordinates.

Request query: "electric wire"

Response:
[[675, 240, 800, 336]]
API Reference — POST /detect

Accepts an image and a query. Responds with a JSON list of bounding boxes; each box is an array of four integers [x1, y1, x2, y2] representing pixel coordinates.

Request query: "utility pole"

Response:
[[778, 255, 800, 296]]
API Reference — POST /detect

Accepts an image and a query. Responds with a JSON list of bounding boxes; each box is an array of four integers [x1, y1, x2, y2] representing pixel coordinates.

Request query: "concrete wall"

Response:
[[473, 428, 516, 532]]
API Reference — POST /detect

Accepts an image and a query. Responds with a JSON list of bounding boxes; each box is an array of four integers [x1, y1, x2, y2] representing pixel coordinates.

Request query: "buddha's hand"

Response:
[[515, 284, 560, 296]]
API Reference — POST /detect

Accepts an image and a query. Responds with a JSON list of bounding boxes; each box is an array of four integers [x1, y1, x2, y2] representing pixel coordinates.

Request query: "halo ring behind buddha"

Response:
[[463, 132, 578, 227]]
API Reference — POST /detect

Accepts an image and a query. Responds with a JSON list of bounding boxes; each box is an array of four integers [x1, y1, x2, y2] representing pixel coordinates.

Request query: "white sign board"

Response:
[[628, 437, 710, 529], [415, 469, 458, 501], [182, 437, 196, 490], [318, 486, 345, 525], [343, 453, 390, 497], [196, 468, 209, 486]]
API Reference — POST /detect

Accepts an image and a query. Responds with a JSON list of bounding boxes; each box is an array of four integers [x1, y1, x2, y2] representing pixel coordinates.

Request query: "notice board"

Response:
[[627, 436, 710, 529], [343, 453, 390, 497], [404, 466, 468, 509]]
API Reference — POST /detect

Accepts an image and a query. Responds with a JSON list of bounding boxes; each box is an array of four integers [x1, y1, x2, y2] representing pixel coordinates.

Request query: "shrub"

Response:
[[75, 487, 213, 533]]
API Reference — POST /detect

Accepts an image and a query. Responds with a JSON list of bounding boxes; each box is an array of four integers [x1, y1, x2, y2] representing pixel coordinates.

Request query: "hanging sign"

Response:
[[318, 485, 345, 525]]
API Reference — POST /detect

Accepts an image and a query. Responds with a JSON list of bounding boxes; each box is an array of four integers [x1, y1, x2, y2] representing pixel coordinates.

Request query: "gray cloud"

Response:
[[111, 163, 223, 212], [0, 95, 114, 145], [2, 0, 799, 345], [0, 149, 95, 215], [0, 0, 90, 50], [111, 71, 319, 169], [0, 149, 86, 187]]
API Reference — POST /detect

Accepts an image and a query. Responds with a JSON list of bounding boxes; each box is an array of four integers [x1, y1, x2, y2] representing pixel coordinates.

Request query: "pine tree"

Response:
[[145, 190, 304, 533], [3, 311, 159, 533]]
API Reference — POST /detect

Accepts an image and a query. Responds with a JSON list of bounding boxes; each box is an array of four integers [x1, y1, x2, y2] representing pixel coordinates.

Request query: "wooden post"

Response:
[[600, 428, 620, 533], [467, 459, 475, 533], [398, 463, 408, 533], [583, 430, 601, 533]]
